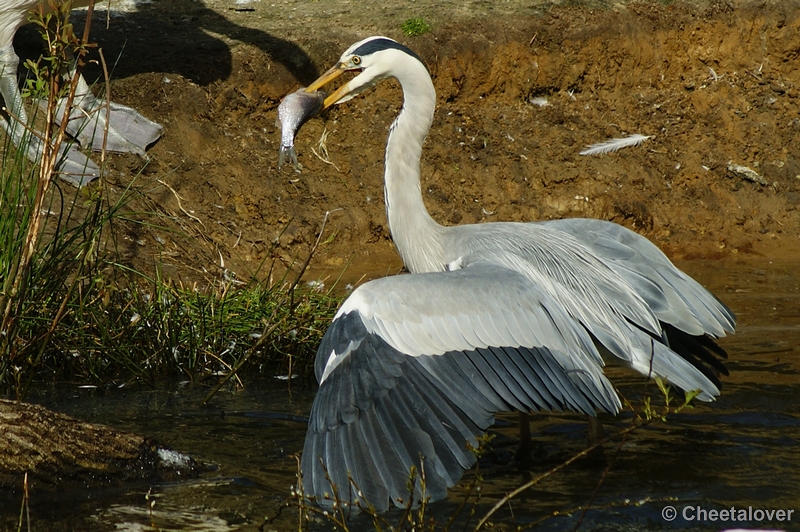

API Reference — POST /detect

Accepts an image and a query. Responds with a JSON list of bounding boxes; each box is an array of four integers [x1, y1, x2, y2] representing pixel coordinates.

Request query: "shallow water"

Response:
[[5, 259, 800, 531]]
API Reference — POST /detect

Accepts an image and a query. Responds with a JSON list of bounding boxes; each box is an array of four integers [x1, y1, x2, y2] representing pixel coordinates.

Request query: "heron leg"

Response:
[[515, 411, 533, 461], [515, 413, 604, 462], [1, 45, 98, 187], [587, 416, 604, 446]]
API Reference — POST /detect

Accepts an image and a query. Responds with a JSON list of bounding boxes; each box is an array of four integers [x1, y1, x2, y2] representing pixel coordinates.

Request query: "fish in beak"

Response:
[[275, 88, 325, 172], [306, 64, 362, 109]]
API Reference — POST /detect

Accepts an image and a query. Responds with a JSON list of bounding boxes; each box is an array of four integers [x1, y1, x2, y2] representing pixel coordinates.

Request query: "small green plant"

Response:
[[401, 17, 431, 37], [642, 377, 699, 422]]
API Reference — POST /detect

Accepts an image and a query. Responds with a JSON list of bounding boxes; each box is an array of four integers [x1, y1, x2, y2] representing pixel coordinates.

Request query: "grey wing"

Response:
[[545, 218, 736, 338], [449, 223, 723, 402], [542, 218, 736, 388], [301, 262, 620, 512]]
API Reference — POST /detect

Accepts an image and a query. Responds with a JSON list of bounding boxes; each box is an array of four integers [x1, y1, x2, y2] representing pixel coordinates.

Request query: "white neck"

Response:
[[383, 55, 446, 273]]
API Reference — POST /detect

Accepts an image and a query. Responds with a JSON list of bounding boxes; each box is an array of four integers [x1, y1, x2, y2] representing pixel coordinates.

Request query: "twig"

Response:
[[474, 422, 643, 530], [145, 487, 162, 532], [18, 472, 30, 532], [98, 48, 111, 162], [311, 127, 342, 172], [0, 107, 46, 142], [572, 430, 629, 531], [745, 69, 762, 81], [311, 146, 342, 172], [288, 209, 340, 314], [202, 305, 285, 405], [157, 179, 206, 228]]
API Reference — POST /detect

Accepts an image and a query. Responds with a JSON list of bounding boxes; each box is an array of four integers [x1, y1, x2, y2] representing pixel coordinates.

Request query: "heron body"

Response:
[[300, 36, 735, 512], [0, 0, 161, 186]]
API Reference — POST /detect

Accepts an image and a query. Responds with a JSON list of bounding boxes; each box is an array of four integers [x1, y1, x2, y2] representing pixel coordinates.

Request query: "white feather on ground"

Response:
[[579, 134, 652, 156]]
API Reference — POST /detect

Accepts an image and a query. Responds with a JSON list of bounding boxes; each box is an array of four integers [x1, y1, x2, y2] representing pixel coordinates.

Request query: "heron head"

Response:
[[306, 36, 424, 109]]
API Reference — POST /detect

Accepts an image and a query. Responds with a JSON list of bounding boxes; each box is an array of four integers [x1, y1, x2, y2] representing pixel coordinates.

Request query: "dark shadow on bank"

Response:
[[13, 0, 321, 88]]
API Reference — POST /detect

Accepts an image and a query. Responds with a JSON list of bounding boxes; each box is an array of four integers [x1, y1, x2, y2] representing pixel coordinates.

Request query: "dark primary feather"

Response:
[[663, 323, 730, 387], [301, 311, 620, 512]]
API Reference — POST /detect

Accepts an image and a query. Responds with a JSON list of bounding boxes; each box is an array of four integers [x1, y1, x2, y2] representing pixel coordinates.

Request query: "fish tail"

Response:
[[278, 145, 301, 172]]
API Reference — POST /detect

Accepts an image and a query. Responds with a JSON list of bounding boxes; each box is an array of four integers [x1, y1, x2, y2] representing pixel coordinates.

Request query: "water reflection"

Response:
[[7, 260, 800, 531]]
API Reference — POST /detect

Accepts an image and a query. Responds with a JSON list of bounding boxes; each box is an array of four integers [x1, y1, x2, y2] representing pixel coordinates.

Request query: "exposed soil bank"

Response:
[[14, 0, 800, 285]]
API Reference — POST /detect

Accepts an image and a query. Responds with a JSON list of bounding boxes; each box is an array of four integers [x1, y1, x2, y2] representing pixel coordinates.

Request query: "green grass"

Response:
[[0, 128, 339, 395], [43, 267, 339, 387], [0, 5, 339, 398], [401, 17, 431, 36]]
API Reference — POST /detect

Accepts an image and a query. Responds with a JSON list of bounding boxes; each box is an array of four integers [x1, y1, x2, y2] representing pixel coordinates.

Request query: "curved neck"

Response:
[[384, 58, 446, 273]]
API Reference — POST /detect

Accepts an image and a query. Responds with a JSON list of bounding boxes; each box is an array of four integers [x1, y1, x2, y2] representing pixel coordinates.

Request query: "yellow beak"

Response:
[[305, 64, 353, 109]]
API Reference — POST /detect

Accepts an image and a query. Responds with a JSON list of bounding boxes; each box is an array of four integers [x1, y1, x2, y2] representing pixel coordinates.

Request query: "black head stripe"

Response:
[[352, 38, 424, 66]]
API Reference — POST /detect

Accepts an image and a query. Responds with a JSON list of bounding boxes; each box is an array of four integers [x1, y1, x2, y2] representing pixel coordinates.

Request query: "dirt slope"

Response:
[[15, 0, 800, 286]]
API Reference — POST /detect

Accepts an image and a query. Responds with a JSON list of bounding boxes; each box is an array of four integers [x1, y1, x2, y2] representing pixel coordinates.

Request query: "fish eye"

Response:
[[352, 56, 362, 66]]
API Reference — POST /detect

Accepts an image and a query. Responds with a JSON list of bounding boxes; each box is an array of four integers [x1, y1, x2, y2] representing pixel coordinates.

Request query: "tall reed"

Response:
[[0, 0, 105, 397]]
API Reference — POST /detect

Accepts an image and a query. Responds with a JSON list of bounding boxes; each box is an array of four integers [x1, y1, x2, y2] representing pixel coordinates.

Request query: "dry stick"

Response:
[[311, 146, 342, 172], [445, 447, 483, 530], [295, 455, 305, 531], [202, 304, 283, 405], [288, 209, 337, 313], [81, 0, 96, 42], [311, 129, 342, 172], [157, 179, 206, 228], [473, 421, 643, 531], [24, 471, 30, 532], [145, 487, 163, 532], [17, 472, 30, 532], [98, 48, 111, 162], [0, 108, 47, 142]]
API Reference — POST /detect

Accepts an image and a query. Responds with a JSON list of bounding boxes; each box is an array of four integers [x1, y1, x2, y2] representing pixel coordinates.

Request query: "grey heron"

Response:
[[0, 0, 162, 187], [299, 36, 735, 512]]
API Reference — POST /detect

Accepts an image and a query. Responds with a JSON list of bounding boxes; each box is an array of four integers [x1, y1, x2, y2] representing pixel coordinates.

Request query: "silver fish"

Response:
[[276, 88, 325, 172]]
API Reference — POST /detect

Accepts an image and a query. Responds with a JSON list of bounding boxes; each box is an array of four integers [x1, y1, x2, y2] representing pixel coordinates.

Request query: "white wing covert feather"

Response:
[[334, 262, 607, 367]]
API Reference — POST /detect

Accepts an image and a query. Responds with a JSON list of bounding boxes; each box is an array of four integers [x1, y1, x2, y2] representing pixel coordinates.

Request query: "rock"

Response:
[[0, 399, 199, 491], [727, 162, 768, 186]]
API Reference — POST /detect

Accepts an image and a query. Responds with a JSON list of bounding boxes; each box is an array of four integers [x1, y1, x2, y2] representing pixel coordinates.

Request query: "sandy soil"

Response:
[[13, 0, 800, 287]]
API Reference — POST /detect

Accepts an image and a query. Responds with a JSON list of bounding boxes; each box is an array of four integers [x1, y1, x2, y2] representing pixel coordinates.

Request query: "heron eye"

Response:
[[352, 56, 362, 66]]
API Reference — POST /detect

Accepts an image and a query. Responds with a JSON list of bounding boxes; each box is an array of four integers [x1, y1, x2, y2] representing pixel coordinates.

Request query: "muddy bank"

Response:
[[15, 0, 800, 284]]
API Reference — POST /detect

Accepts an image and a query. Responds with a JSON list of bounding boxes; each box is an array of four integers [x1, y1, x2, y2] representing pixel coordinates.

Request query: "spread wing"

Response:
[[301, 262, 621, 512], [448, 222, 726, 400], [545, 218, 736, 338], [543, 218, 734, 384]]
